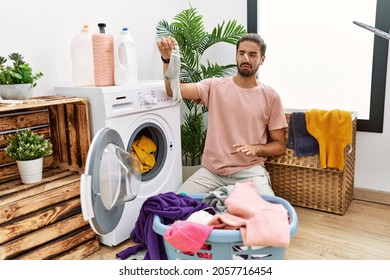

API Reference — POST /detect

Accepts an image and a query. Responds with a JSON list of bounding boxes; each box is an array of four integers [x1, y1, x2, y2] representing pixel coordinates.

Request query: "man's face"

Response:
[[236, 41, 264, 77]]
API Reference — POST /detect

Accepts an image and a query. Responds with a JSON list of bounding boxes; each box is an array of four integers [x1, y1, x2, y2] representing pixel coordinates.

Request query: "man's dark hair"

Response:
[[236, 33, 267, 56]]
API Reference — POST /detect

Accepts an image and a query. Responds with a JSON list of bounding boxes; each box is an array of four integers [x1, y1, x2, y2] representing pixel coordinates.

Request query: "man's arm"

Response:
[[231, 128, 286, 157], [157, 36, 201, 102]]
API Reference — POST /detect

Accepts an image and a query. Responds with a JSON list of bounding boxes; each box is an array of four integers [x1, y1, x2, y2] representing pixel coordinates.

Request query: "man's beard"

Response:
[[237, 62, 259, 77]]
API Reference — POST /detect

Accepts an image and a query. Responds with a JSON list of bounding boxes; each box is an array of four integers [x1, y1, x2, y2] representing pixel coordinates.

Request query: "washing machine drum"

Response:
[[80, 127, 141, 235]]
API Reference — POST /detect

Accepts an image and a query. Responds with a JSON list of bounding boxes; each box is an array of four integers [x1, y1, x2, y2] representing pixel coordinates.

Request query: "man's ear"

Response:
[[260, 55, 265, 64]]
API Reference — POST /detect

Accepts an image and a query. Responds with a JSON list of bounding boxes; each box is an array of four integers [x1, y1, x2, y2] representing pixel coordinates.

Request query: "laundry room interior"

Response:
[[0, 0, 389, 267]]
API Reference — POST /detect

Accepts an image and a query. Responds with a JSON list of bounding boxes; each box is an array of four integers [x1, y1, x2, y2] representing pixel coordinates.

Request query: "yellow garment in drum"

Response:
[[131, 136, 156, 173]]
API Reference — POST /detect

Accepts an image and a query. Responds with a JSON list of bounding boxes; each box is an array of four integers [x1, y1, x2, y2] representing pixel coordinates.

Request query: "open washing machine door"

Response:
[[80, 127, 141, 235]]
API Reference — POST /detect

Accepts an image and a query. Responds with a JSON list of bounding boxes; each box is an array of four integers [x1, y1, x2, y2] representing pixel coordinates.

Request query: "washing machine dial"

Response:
[[141, 92, 157, 108], [144, 94, 156, 104]]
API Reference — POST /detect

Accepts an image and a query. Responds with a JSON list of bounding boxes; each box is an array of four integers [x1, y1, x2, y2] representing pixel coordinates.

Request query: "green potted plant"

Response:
[[5, 129, 52, 184], [156, 6, 246, 170], [0, 53, 44, 100]]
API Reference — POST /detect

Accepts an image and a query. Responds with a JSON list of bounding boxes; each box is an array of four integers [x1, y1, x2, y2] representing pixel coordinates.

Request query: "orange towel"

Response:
[[305, 109, 352, 171]]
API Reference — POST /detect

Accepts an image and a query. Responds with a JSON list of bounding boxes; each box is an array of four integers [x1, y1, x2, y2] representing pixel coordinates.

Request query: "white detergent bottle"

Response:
[[114, 27, 138, 85], [70, 25, 94, 86]]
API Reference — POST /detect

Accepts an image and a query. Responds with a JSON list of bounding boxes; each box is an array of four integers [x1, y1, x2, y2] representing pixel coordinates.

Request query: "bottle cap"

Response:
[[98, 23, 106, 33], [81, 25, 90, 32]]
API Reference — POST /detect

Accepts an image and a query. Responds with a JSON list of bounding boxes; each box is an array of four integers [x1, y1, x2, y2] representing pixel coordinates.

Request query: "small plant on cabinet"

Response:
[[0, 53, 43, 86], [5, 129, 52, 161]]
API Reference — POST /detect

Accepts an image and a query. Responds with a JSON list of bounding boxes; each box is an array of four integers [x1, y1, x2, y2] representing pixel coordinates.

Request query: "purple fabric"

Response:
[[116, 243, 145, 259], [117, 192, 210, 260]]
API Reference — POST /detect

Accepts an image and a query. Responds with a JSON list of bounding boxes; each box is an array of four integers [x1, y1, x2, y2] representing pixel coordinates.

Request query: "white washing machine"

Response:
[[55, 80, 182, 246]]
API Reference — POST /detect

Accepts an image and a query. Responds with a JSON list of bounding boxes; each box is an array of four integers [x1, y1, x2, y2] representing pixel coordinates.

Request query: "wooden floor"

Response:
[[85, 199, 390, 260], [285, 199, 390, 259]]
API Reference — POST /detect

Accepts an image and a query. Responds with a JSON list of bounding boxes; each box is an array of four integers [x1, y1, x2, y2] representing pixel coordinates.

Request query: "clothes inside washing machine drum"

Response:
[[131, 135, 156, 173]]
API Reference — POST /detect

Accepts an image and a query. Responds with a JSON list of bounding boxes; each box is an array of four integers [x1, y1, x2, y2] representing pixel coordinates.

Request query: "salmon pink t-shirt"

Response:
[[195, 77, 287, 175]]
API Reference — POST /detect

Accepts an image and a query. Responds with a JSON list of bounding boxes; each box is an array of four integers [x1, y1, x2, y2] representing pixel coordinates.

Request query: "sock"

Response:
[[164, 45, 182, 103]]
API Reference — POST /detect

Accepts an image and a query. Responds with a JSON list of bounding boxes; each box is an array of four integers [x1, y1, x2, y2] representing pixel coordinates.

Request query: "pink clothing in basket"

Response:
[[164, 221, 213, 253], [207, 181, 290, 247]]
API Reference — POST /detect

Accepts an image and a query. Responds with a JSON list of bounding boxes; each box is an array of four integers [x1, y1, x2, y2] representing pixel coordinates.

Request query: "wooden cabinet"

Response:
[[0, 96, 100, 259]]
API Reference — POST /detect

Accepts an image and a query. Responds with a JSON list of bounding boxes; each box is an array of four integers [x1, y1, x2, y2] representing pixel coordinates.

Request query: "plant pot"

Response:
[[16, 157, 43, 184], [182, 165, 201, 182], [0, 84, 34, 100]]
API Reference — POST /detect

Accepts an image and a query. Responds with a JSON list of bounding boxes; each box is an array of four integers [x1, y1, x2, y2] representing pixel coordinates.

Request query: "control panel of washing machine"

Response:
[[137, 88, 169, 108]]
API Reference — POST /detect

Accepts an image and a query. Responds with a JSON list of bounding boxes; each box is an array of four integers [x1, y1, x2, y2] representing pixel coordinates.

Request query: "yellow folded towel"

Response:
[[305, 109, 352, 171]]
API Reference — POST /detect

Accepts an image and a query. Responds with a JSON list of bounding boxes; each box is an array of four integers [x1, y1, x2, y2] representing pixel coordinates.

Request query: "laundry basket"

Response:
[[152, 194, 298, 260]]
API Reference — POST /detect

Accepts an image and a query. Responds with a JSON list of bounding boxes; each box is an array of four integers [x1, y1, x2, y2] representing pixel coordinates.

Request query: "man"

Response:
[[157, 33, 287, 195]]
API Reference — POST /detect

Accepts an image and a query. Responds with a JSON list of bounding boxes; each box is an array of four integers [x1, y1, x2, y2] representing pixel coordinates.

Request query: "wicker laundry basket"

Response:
[[153, 194, 298, 260], [265, 112, 357, 215]]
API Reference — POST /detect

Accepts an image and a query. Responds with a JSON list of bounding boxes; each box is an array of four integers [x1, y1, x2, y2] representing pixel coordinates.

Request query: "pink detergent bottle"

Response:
[[92, 23, 115, 87]]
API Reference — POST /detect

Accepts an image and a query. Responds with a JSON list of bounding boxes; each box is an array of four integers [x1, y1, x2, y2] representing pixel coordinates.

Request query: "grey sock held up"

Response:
[[164, 46, 182, 103]]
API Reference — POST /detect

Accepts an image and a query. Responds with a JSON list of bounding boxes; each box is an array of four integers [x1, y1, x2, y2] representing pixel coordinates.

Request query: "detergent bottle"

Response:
[[114, 27, 138, 85], [92, 23, 115, 87], [70, 25, 94, 86]]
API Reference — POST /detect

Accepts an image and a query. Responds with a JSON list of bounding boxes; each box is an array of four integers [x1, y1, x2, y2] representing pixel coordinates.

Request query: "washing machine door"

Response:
[[80, 127, 141, 235]]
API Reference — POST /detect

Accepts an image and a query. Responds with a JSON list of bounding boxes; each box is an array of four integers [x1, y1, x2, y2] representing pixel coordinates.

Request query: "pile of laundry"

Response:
[[131, 135, 156, 173], [117, 181, 291, 260]]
